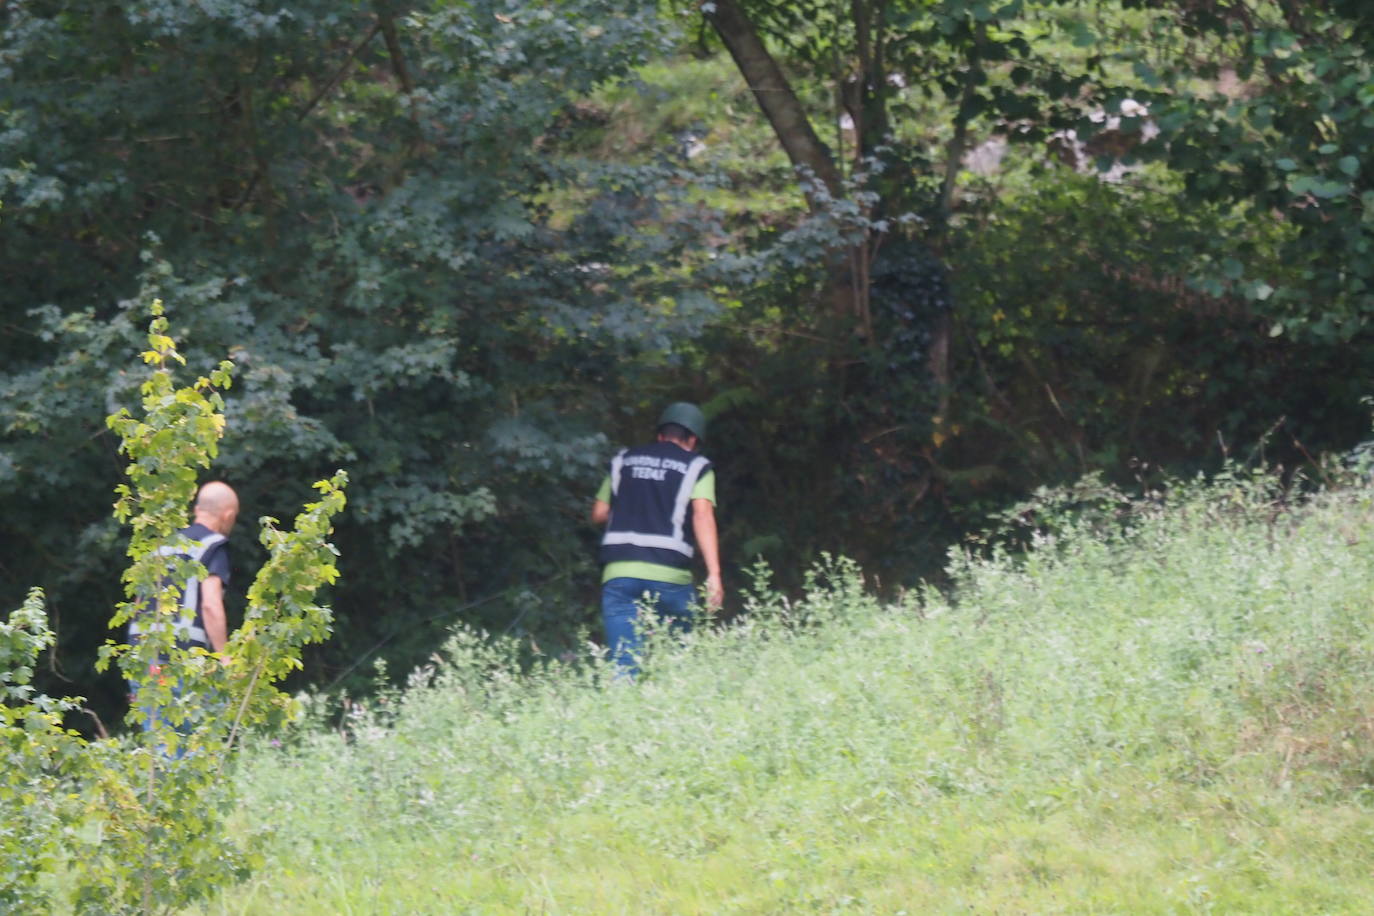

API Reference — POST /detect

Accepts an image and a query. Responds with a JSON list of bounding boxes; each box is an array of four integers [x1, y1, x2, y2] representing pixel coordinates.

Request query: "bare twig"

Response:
[[81, 707, 111, 741], [375, 4, 414, 95], [220, 658, 266, 769], [299, 22, 384, 123], [234, 21, 383, 213]]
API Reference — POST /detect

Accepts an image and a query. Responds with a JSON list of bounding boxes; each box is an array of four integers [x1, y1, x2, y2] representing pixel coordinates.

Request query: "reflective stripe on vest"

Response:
[[128, 531, 225, 646], [602, 452, 710, 558]]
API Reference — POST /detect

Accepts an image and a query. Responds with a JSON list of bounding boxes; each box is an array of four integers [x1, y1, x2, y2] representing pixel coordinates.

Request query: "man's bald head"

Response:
[[194, 481, 240, 535]]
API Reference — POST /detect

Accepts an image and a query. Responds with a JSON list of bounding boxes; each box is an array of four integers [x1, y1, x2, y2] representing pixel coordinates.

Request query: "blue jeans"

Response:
[[128, 669, 194, 759], [127, 642, 208, 758], [601, 577, 695, 674]]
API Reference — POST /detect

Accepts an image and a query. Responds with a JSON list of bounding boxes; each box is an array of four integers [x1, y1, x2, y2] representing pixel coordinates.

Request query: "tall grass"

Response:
[[205, 474, 1374, 914]]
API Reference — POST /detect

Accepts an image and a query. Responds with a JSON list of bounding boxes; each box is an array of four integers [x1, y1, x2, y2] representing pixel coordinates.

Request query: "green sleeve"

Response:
[[596, 475, 611, 503], [691, 469, 716, 505]]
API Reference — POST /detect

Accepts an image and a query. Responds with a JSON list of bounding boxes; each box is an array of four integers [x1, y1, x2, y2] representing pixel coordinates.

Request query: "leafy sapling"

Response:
[[74, 299, 350, 914], [0, 588, 88, 911]]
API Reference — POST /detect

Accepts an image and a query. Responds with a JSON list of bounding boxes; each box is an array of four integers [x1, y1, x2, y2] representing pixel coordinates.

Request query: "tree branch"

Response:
[[705, 0, 843, 201], [299, 21, 384, 123], [375, 3, 414, 95], [234, 21, 382, 213], [940, 25, 985, 224]]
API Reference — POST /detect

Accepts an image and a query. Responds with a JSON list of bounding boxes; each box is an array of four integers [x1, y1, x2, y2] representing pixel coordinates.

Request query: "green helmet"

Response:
[[657, 401, 707, 442]]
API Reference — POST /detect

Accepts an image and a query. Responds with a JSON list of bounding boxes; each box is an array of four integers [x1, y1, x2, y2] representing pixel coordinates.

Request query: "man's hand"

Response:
[[590, 499, 610, 526], [200, 574, 229, 654], [704, 572, 724, 610], [692, 498, 723, 611]]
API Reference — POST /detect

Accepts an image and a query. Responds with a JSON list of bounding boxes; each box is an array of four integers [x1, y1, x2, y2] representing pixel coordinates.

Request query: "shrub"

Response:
[[1, 300, 348, 914]]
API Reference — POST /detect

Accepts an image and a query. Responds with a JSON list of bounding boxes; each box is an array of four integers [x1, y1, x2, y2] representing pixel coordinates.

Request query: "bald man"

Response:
[[189, 481, 238, 653], [128, 480, 239, 654]]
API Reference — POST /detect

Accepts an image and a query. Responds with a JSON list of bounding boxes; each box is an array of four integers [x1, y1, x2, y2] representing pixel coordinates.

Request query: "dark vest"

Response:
[[600, 442, 712, 570], [128, 524, 226, 648]]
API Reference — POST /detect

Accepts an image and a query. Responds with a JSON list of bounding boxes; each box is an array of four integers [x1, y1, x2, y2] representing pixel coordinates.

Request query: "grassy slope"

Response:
[[204, 477, 1374, 914]]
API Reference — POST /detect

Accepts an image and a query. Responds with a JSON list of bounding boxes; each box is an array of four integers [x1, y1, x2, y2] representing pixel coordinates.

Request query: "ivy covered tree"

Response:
[[691, 0, 1148, 572], [690, 0, 1374, 576]]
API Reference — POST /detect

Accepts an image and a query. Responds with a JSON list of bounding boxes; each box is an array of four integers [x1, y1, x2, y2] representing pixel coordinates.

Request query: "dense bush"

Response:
[[1, 303, 349, 913]]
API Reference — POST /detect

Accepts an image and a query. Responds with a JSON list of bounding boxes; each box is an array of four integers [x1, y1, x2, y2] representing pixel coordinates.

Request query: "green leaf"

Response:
[[1288, 174, 1317, 195], [1132, 61, 1159, 87], [1072, 25, 1096, 48], [1312, 179, 1351, 199]]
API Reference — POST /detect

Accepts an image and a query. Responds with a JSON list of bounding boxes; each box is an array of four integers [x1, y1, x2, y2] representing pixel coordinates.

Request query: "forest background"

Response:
[[3, 0, 1373, 731]]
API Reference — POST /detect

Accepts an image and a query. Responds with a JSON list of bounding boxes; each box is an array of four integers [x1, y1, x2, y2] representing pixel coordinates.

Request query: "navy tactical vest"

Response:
[[600, 441, 712, 569], [128, 524, 227, 648]]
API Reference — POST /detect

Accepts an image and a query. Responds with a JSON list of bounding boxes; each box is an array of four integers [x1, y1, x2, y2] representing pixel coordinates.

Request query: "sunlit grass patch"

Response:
[[202, 474, 1374, 914]]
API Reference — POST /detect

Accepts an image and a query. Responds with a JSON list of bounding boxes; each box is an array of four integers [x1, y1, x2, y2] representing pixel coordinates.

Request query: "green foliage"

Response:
[[211, 472, 1374, 912], [945, 172, 1374, 515], [221, 471, 350, 750], [102, 298, 234, 694], [0, 588, 87, 912], [6, 0, 1374, 733], [739, 0, 1117, 149], [82, 302, 350, 913], [67, 299, 241, 912], [1117, 1, 1374, 339], [0, 0, 719, 717], [0, 300, 350, 913], [691, 0, 1374, 593]]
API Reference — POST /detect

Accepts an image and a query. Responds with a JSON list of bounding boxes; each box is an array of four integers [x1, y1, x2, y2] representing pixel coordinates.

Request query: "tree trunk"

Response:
[[705, 0, 843, 201], [707, 0, 865, 326]]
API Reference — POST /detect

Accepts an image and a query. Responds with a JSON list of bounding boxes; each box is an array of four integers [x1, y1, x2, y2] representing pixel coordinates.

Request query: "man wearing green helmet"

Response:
[[590, 402, 723, 674]]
